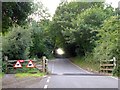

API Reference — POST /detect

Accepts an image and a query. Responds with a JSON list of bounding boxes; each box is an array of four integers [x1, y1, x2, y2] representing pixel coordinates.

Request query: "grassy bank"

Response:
[[15, 68, 45, 78], [70, 56, 100, 73], [0, 72, 4, 78], [15, 72, 45, 78]]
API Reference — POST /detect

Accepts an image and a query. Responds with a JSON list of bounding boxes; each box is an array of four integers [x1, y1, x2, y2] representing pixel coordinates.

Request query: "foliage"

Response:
[[50, 2, 104, 56], [74, 6, 112, 56], [28, 2, 50, 21], [93, 16, 120, 76], [2, 2, 34, 33], [0, 72, 4, 78], [29, 20, 54, 58], [94, 16, 119, 60], [2, 60, 8, 73], [2, 1, 53, 74], [71, 55, 100, 72], [2, 1, 52, 58], [2, 26, 32, 60], [29, 21, 46, 58], [0, 34, 2, 66], [51, 2, 114, 57]]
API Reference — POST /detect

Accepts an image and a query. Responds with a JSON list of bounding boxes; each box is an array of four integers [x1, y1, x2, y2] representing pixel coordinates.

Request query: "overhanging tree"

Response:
[[2, 2, 34, 33]]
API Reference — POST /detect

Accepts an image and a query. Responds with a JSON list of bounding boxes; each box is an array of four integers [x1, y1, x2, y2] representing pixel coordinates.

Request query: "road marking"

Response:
[[57, 73, 63, 75], [44, 85, 48, 89], [47, 79, 50, 83], [68, 59, 118, 80], [48, 76, 51, 79], [52, 62, 54, 73], [108, 76, 118, 80], [43, 75, 47, 78]]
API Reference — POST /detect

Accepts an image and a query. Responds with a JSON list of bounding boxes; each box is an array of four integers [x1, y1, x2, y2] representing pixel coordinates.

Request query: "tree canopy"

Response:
[[2, 2, 34, 33]]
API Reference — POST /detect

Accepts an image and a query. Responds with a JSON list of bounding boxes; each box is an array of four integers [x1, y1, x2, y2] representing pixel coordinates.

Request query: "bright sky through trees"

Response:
[[34, 0, 120, 17], [56, 48, 65, 55]]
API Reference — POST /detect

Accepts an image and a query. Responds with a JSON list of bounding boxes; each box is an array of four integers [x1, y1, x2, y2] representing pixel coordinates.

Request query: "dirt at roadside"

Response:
[[2, 74, 43, 88]]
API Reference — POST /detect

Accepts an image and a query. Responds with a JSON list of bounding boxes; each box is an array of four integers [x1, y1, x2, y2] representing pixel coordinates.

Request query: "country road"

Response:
[[2, 58, 119, 90], [44, 58, 118, 88]]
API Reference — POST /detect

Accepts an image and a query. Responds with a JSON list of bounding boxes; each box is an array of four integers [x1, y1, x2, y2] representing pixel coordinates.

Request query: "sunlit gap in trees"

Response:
[[56, 48, 65, 55]]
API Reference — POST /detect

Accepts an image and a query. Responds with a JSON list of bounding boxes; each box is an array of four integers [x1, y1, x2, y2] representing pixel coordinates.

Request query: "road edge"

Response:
[[68, 59, 118, 80]]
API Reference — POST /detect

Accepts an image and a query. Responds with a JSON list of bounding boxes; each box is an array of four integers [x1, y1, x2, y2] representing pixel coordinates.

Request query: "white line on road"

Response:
[[43, 75, 47, 78], [48, 76, 51, 79], [108, 76, 118, 80], [68, 59, 118, 80], [52, 62, 54, 73], [47, 79, 50, 83], [57, 73, 63, 75], [44, 85, 48, 89]]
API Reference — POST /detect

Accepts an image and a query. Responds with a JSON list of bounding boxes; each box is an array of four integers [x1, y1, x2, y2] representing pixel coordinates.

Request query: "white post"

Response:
[[113, 57, 116, 70]]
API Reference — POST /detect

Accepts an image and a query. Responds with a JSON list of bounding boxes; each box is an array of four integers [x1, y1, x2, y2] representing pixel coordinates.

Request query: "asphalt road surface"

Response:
[[2, 58, 119, 89], [28, 58, 118, 89]]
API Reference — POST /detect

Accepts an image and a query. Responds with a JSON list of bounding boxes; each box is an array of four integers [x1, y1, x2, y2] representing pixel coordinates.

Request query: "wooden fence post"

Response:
[[42, 56, 44, 72], [45, 59, 48, 73], [42, 56, 48, 73], [4, 56, 8, 73], [42, 56, 46, 73], [100, 57, 117, 75], [113, 57, 116, 70]]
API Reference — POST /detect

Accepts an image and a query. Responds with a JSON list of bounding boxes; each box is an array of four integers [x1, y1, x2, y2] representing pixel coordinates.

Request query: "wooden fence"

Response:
[[3, 56, 48, 74], [100, 57, 116, 75]]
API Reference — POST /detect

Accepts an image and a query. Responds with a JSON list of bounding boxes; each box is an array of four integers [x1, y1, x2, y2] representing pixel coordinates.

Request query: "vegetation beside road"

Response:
[[0, 72, 4, 78], [71, 55, 100, 73], [53, 2, 119, 77], [15, 67, 45, 78], [15, 73, 45, 78]]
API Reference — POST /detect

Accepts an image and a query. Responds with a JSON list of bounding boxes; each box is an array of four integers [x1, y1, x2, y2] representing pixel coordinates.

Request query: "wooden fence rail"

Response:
[[3, 56, 48, 74], [100, 57, 116, 75]]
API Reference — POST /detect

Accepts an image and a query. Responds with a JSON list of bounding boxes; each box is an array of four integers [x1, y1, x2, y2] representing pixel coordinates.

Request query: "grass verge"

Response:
[[15, 67, 45, 78], [0, 72, 4, 78], [70, 56, 100, 73], [15, 72, 45, 78]]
